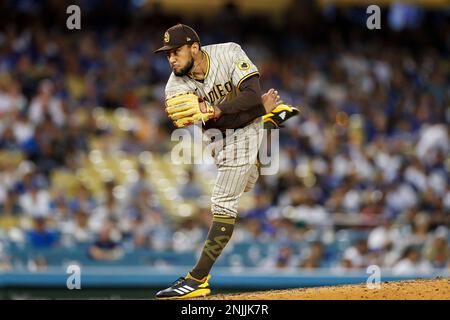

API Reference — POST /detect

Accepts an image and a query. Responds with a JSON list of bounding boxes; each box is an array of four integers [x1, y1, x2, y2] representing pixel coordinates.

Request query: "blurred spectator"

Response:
[[244, 192, 271, 220], [416, 123, 449, 166], [423, 227, 450, 268], [27, 256, 48, 272], [0, 127, 20, 150], [88, 221, 124, 261], [269, 217, 307, 242], [342, 239, 370, 268], [126, 201, 169, 250], [385, 182, 418, 218], [130, 214, 152, 249], [0, 75, 23, 120], [52, 193, 71, 222], [337, 258, 355, 272], [59, 210, 93, 244], [120, 130, 147, 154], [392, 246, 433, 275], [8, 80, 27, 113], [147, 210, 173, 251], [0, 242, 13, 271], [397, 213, 433, 252], [124, 165, 160, 229], [197, 207, 213, 231], [300, 241, 326, 269], [0, 189, 22, 216], [283, 186, 329, 226], [367, 217, 403, 267], [19, 179, 52, 218], [444, 185, 450, 212], [28, 80, 65, 127], [128, 165, 153, 197], [178, 169, 203, 200], [25, 217, 59, 248], [274, 244, 299, 269], [89, 181, 122, 232], [236, 218, 272, 242], [68, 184, 97, 214], [367, 217, 396, 252], [172, 218, 205, 252]]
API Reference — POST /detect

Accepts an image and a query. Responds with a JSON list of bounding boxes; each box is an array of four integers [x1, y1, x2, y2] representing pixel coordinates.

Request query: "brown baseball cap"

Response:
[[154, 24, 201, 53]]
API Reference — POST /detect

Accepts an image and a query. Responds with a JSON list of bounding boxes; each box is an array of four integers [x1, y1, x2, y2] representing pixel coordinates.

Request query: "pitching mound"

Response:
[[203, 278, 450, 300]]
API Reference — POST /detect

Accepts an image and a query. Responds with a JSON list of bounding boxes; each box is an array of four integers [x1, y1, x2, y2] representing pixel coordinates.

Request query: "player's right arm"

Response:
[[204, 43, 280, 130], [213, 43, 266, 117], [206, 77, 267, 130]]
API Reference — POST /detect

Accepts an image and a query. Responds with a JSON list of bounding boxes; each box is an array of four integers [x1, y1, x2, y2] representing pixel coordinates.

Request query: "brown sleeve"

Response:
[[203, 75, 266, 130], [217, 75, 266, 116]]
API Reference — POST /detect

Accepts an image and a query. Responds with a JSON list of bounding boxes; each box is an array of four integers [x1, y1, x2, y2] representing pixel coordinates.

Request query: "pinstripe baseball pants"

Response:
[[206, 118, 263, 218]]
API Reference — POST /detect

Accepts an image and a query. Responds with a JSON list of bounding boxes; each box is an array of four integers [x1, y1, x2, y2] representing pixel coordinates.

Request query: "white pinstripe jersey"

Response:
[[165, 42, 259, 106]]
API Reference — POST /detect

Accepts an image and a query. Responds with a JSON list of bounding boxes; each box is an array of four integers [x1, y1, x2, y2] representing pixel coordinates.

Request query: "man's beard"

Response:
[[174, 58, 194, 77]]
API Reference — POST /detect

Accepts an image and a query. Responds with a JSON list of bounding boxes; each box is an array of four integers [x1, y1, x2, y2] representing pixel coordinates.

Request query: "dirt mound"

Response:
[[203, 278, 450, 300]]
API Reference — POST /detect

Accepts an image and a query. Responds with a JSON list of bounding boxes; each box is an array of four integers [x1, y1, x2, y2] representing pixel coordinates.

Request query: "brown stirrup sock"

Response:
[[189, 214, 236, 280]]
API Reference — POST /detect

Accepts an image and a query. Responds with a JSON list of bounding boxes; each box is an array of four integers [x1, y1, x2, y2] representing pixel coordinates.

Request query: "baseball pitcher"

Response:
[[154, 24, 299, 299]]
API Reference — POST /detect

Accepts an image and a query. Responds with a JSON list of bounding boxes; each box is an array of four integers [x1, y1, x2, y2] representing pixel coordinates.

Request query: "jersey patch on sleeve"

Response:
[[237, 60, 251, 71]]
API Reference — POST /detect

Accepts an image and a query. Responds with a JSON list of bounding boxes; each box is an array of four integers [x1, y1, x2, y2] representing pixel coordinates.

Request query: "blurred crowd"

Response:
[[0, 1, 449, 274]]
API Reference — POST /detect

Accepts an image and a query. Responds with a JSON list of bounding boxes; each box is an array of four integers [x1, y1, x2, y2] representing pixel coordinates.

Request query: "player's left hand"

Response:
[[165, 92, 215, 127]]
